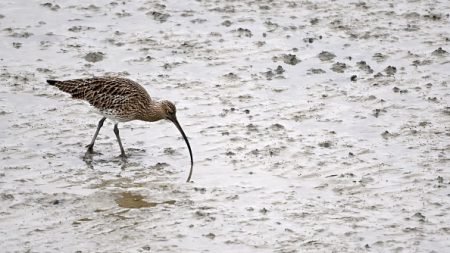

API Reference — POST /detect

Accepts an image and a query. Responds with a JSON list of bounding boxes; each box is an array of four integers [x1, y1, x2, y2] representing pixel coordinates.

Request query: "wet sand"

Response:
[[0, 0, 449, 252]]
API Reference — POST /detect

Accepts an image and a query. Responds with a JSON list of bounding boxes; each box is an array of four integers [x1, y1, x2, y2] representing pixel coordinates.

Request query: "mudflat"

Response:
[[0, 0, 449, 252]]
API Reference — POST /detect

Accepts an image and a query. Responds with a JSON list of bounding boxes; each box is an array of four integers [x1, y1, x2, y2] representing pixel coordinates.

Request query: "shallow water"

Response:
[[0, 0, 449, 252]]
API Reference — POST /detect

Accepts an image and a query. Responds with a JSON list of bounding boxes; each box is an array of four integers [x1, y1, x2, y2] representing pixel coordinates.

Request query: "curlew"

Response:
[[47, 76, 193, 182]]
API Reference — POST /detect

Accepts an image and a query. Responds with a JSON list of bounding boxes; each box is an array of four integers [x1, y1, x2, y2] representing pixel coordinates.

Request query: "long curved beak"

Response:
[[169, 116, 193, 182]]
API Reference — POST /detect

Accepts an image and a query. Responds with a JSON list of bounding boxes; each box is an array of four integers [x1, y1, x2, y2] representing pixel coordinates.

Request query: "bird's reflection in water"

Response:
[[81, 152, 135, 171]]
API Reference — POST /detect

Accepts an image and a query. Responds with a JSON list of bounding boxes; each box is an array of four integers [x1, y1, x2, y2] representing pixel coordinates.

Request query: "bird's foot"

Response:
[[119, 152, 128, 161], [86, 144, 94, 154], [83, 151, 94, 162], [85, 145, 103, 155]]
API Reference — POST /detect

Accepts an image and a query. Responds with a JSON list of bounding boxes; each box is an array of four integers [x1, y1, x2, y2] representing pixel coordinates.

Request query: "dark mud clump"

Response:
[[84, 52, 105, 63], [147, 11, 170, 23], [148, 162, 169, 170], [412, 59, 432, 66], [331, 62, 347, 73], [41, 2, 60, 11], [275, 65, 285, 74], [273, 54, 300, 65], [356, 61, 373, 73], [263, 66, 285, 80], [443, 107, 450, 116], [221, 20, 232, 27], [223, 72, 240, 80], [318, 141, 332, 148], [68, 26, 95, 32], [12, 42, 22, 49], [270, 123, 285, 131], [384, 65, 397, 76], [308, 68, 326, 74], [372, 52, 388, 62], [431, 47, 448, 56], [235, 28, 253, 37], [310, 18, 319, 25], [318, 51, 336, 61]]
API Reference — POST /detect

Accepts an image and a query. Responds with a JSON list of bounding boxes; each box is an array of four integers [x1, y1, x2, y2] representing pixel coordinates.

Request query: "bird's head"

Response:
[[160, 100, 177, 121]]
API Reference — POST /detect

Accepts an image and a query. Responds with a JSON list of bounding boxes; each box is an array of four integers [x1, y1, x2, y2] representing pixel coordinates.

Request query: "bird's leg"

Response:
[[86, 117, 106, 154], [113, 123, 126, 158]]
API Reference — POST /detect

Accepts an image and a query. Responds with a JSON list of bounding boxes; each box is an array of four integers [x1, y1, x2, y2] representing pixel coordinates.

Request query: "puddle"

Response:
[[115, 192, 176, 209]]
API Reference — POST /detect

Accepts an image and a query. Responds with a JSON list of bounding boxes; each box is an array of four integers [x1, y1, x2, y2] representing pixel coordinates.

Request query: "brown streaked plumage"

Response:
[[47, 76, 193, 182]]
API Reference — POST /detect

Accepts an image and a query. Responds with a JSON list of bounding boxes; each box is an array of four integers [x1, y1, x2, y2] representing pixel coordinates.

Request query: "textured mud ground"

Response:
[[1, 0, 449, 252]]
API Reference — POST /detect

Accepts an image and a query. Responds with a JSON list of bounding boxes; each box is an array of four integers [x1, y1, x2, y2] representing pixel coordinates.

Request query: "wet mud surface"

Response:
[[0, 0, 449, 252]]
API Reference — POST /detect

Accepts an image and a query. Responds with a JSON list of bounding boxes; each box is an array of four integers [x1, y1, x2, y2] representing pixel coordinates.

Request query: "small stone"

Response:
[[350, 75, 357, 81]]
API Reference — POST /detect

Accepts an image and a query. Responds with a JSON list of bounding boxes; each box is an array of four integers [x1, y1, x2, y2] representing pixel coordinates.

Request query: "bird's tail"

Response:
[[46, 79, 88, 99], [47, 80, 59, 86]]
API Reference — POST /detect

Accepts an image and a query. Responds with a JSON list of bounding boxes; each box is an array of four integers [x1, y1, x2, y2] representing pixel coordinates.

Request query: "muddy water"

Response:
[[1, 0, 449, 252], [115, 192, 175, 208]]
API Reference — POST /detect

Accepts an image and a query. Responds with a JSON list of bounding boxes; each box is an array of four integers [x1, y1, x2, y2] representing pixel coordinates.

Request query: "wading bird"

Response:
[[47, 77, 193, 182]]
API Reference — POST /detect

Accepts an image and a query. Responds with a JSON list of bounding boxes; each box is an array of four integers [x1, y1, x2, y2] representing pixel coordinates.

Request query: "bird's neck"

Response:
[[139, 101, 165, 122]]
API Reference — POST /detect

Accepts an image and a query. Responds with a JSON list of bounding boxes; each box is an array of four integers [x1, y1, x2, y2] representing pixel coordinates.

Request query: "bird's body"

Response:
[[48, 77, 161, 122], [47, 76, 193, 182]]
